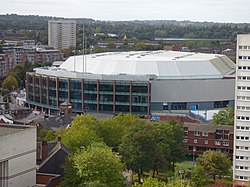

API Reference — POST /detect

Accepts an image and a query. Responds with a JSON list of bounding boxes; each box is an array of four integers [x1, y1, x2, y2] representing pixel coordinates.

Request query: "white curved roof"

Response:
[[59, 50, 235, 78]]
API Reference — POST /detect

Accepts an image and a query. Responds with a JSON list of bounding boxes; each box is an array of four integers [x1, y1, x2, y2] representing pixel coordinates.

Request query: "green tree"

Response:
[[133, 177, 191, 187], [43, 129, 57, 142], [107, 41, 116, 48], [60, 142, 125, 187], [154, 121, 185, 172], [59, 114, 102, 152], [2, 75, 18, 93], [196, 151, 231, 181], [133, 177, 167, 187], [134, 42, 148, 50], [93, 113, 140, 147], [154, 30, 167, 38], [191, 165, 207, 187], [212, 107, 234, 125], [119, 121, 157, 183], [7, 65, 26, 89]]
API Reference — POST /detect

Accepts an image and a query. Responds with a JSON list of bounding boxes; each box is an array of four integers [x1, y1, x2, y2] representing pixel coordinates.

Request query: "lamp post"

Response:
[[193, 147, 196, 166], [178, 169, 185, 186]]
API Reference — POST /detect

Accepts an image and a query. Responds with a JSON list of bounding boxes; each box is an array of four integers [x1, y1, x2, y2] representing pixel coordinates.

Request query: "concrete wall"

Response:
[[151, 79, 235, 103], [0, 125, 36, 187]]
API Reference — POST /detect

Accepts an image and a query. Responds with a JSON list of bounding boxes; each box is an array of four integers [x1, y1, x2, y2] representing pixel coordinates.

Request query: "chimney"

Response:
[[41, 141, 48, 161], [57, 136, 61, 142]]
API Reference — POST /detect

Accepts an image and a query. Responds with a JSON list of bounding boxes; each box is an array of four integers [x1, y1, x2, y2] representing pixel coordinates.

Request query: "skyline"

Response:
[[0, 0, 250, 23]]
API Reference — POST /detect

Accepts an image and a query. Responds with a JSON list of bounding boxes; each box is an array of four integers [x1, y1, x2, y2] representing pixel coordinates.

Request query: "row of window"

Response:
[[236, 146, 249, 151], [236, 155, 249, 160], [235, 166, 249, 171], [239, 56, 250, 60], [235, 175, 248, 180], [236, 136, 249, 141], [239, 45, 250, 50], [236, 126, 250, 131], [237, 96, 250, 101], [236, 116, 250, 121], [194, 131, 208, 136], [237, 86, 250, 91], [238, 76, 250, 81], [191, 139, 229, 146], [238, 66, 250, 70], [237, 106, 250, 111]]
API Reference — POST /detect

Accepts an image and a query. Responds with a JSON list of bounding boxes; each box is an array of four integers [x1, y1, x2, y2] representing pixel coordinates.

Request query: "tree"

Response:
[[60, 142, 125, 187], [191, 165, 207, 187], [165, 121, 185, 171], [133, 177, 191, 187], [93, 113, 140, 147], [133, 177, 167, 187], [134, 42, 148, 50], [2, 75, 18, 93], [196, 151, 231, 181], [154, 121, 185, 172], [7, 65, 26, 89], [59, 114, 102, 152], [212, 107, 234, 125], [43, 129, 57, 142], [119, 121, 157, 183]]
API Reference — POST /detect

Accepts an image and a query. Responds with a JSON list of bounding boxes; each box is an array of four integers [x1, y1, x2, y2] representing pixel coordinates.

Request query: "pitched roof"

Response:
[[38, 141, 71, 175], [183, 122, 234, 134], [33, 113, 76, 131]]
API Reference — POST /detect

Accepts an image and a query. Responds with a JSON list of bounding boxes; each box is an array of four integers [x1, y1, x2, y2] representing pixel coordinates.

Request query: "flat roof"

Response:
[[0, 124, 33, 136]]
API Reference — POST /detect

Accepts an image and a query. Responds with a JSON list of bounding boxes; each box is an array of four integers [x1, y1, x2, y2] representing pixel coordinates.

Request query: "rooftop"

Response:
[[59, 50, 235, 79], [183, 122, 234, 134], [34, 50, 235, 81], [0, 124, 33, 136]]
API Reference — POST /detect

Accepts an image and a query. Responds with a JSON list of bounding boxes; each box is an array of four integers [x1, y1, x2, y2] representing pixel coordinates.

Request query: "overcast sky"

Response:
[[0, 0, 249, 23]]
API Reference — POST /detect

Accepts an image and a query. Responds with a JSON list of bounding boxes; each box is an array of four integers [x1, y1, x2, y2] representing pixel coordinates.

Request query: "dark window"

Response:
[[171, 102, 187, 110], [214, 101, 230, 108]]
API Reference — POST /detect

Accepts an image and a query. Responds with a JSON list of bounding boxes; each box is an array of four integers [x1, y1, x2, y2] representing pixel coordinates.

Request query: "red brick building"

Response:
[[183, 123, 234, 159]]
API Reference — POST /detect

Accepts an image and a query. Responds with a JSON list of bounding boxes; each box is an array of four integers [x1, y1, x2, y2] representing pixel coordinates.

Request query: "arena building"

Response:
[[26, 50, 235, 115]]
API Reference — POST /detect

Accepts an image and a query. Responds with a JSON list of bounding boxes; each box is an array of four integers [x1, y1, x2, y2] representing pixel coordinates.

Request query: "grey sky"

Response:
[[0, 0, 249, 23]]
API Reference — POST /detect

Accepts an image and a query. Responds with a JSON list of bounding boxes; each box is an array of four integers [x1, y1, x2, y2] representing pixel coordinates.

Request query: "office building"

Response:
[[48, 19, 76, 49], [234, 34, 250, 187]]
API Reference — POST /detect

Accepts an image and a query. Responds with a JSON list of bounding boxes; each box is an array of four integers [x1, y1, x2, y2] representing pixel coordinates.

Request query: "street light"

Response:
[[193, 147, 196, 166], [179, 169, 185, 186]]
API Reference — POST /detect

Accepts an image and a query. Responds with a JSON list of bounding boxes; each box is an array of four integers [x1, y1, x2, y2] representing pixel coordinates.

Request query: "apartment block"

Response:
[[183, 123, 233, 159], [48, 19, 76, 49], [234, 34, 250, 187]]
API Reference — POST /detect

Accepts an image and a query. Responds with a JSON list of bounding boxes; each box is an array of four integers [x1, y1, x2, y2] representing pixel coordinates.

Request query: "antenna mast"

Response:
[[82, 25, 85, 73]]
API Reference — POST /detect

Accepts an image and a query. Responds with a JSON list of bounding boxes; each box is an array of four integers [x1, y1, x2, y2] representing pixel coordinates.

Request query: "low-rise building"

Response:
[[183, 123, 234, 159]]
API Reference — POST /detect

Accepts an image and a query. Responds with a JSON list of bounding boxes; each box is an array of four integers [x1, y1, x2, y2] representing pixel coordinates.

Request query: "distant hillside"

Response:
[[0, 14, 250, 41]]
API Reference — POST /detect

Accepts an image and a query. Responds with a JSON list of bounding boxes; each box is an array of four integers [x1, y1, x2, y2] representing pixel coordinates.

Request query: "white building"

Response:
[[48, 19, 76, 49], [27, 50, 235, 114], [234, 34, 250, 187], [0, 124, 36, 187]]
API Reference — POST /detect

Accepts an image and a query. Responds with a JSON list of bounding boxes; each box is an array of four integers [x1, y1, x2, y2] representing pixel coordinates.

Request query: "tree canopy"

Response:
[[119, 120, 185, 182], [1, 75, 18, 92], [92, 113, 140, 147], [196, 150, 231, 181], [60, 142, 125, 187], [212, 107, 234, 125], [58, 114, 102, 152]]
